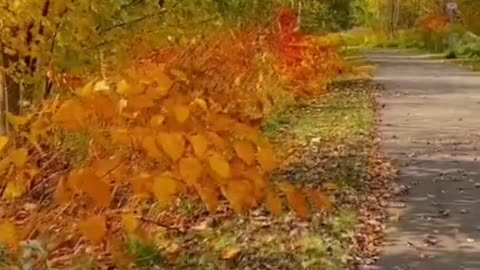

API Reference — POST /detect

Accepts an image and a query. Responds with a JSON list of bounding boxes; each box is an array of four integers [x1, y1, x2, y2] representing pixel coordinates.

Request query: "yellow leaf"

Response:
[[157, 132, 185, 161], [233, 141, 256, 165], [10, 148, 29, 168], [0, 221, 19, 249], [192, 98, 208, 112], [3, 47, 16, 56], [79, 215, 106, 244], [0, 137, 9, 152], [166, 243, 182, 255], [179, 157, 203, 185], [208, 153, 231, 179], [150, 115, 165, 128], [30, 118, 51, 139], [7, 113, 30, 127], [174, 105, 190, 123], [265, 189, 283, 216], [0, 157, 11, 174], [278, 183, 311, 219], [323, 182, 339, 192], [188, 134, 208, 158], [222, 247, 242, 260], [153, 175, 178, 206], [122, 214, 139, 233], [2, 180, 27, 200], [75, 80, 94, 97], [116, 80, 131, 96], [257, 144, 277, 172]]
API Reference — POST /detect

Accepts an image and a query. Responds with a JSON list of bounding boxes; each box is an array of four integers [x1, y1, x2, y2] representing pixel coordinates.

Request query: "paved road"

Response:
[[368, 50, 480, 270]]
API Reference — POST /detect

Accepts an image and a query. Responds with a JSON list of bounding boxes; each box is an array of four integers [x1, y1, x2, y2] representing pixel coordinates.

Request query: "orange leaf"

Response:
[[257, 144, 277, 172], [90, 94, 118, 120], [141, 135, 163, 159], [233, 140, 256, 165], [194, 182, 219, 213], [243, 167, 267, 201], [222, 179, 255, 213], [154, 72, 173, 97], [234, 123, 259, 143], [222, 247, 242, 260], [127, 94, 155, 110], [208, 153, 231, 179], [54, 178, 73, 204], [92, 156, 123, 178], [10, 148, 29, 168], [150, 115, 165, 128], [79, 215, 106, 244], [0, 221, 19, 249], [174, 105, 190, 123], [152, 175, 178, 206], [111, 129, 131, 145], [206, 131, 227, 150], [130, 172, 153, 196], [278, 183, 311, 219], [178, 157, 203, 185], [53, 100, 89, 131], [265, 189, 283, 216], [73, 169, 113, 207], [157, 132, 185, 161], [307, 189, 334, 214], [188, 134, 208, 158]]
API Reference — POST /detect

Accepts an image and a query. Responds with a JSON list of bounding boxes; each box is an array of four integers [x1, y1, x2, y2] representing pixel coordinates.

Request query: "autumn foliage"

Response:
[[0, 8, 342, 254], [275, 8, 345, 96], [418, 14, 449, 34]]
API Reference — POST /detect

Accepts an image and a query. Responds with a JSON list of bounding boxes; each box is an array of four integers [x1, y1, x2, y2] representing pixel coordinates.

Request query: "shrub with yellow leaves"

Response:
[[0, 24, 339, 252]]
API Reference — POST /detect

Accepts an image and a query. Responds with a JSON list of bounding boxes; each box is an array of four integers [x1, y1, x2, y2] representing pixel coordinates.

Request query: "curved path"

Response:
[[368, 50, 480, 270]]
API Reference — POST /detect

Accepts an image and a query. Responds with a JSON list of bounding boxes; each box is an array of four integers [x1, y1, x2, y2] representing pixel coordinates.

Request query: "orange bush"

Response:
[[274, 8, 345, 96], [0, 10, 341, 253], [418, 14, 449, 33]]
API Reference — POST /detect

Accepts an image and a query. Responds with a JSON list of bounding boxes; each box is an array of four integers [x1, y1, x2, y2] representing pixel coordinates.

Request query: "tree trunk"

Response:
[[0, 50, 7, 135], [3, 53, 22, 117]]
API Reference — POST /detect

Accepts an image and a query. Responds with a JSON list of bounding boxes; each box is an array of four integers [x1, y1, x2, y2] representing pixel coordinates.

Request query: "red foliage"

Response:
[[274, 8, 344, 96]]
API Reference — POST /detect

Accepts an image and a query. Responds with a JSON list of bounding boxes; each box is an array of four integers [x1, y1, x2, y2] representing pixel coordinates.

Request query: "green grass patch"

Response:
[[125, 235, 165, 269]]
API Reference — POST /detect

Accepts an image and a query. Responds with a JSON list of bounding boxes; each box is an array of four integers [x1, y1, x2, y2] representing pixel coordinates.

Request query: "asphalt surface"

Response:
[[368, 50, 480, 270]]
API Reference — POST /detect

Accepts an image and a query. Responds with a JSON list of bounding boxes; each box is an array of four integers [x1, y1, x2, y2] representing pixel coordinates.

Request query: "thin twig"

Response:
[[99, 11, 166, 34]]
